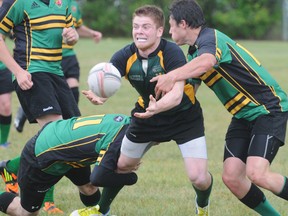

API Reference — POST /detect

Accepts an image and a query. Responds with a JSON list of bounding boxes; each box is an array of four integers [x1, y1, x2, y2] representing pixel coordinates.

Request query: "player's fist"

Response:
[[62, 27, 79, 45]]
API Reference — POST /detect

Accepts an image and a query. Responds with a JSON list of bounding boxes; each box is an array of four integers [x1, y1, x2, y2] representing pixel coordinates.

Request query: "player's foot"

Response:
[[0, 142, 11, 148], [195, 197, 209, 216], [14, 107, 27, 133], [0, 160, 19, 195], [43, 202, 64, 214], [70, 205, 110, 216]]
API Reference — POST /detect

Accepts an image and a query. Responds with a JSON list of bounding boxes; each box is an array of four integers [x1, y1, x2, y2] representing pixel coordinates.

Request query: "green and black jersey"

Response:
[[111, 38, 200, 114], [188, 27, 288, 121], [62, 0, 82, 57], [33, 114, 130, 175], [0, 0, 74, 75]]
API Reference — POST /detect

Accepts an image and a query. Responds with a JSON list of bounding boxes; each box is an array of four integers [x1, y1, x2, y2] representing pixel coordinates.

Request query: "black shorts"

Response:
[[0, 68, 14, 94], [62, 55, 80, 80], [13, 72, 81, 123], [126, 103, 205, 144], [224, 112, 288, 162], [18, 128, 92, 212]]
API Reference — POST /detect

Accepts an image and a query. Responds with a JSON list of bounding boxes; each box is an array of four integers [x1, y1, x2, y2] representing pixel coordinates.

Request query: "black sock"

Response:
[[0, 192, 17, 213], [79, 189, 101, 206], [240, 183, 264, 209], [276, 176, 288, 200]]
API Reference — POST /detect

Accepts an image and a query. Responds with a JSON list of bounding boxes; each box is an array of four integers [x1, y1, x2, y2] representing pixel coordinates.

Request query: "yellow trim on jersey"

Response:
[[157, 51, 164, 69], [236, 43, 261, 66], [0, 17, 13, 32], [184, 84, 195, 104], [32, 47, 62, 54], [126, 53, 138, 79], [225, 93, 251, 115]]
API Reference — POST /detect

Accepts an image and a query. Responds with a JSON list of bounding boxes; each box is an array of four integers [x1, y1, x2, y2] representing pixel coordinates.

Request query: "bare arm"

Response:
[[151, 53, 216, 98], [134, 80, 185, 119], [77, 25, 102, 43], [0, 35, 33, 90]]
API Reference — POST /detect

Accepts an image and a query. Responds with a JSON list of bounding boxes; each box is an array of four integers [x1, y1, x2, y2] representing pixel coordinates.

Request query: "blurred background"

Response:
[[79, 0, 288, 40]]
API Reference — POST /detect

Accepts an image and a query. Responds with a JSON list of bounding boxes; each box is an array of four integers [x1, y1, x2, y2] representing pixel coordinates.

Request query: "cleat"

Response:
[[195, 197, 209, 216], [14, 107, 27, 133], [0, 142, 11, 148], [70, 205, 111, 216], [0, 160, 19, 195], [43, 202, 64, 214]]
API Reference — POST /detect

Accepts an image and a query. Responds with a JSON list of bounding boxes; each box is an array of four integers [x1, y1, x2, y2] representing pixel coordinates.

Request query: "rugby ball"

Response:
[[87, 62, 122, 98]]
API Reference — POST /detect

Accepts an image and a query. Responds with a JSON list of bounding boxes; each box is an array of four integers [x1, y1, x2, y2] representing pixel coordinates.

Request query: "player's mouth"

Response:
[[137, 37, 147, 42]]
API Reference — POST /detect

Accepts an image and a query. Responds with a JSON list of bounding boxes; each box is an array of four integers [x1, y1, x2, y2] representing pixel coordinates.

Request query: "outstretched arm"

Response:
[[77, 25, 102, 43], [134, 80, 185, 119]]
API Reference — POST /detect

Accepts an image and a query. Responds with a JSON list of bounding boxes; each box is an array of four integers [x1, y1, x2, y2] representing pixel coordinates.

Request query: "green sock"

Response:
[[254, 197, 280, 216], [6, 156, 20, 174], [42, 186, 55, 206], [0, 115, 11, 144], [98, 186, 124, 214], [193, 173, 213, 207]]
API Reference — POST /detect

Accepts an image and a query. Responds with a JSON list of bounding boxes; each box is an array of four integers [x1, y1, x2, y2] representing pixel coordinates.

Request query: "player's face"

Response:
[[132, 16, 163, 52], [169, 17, 188, 46]]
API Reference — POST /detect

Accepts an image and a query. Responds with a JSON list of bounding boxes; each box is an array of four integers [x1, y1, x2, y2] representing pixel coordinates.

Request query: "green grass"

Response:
[[1, 38, 288, 216]]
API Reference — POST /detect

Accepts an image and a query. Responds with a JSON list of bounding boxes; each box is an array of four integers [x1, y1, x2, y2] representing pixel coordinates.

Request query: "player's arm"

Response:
[[0, 34, 33, 90], [77, 25, 102, 43], [134, 80, 185, 119], [151, 53, 216, 98]]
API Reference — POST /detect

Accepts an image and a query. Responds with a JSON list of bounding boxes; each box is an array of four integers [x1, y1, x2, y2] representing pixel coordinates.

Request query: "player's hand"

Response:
[[91, 30, 102, 43], [134, 95, 158, 119], [150, 74, 175, 99], [15, 69, 33, 90], [82, 90, 107, 105], [62, 27, 79, 45]]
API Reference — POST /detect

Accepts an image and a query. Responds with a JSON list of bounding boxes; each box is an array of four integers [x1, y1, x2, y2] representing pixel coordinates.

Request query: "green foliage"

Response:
[[81, 0, 282, 39]]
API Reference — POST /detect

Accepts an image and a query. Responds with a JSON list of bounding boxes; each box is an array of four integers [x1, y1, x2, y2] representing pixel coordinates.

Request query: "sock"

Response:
[[193, 173, 213, 207], [0, 115, 11, 144], [276, 176, 288, 200], [240, 184, 280, 215], [98, 186, 124, 214], [6, 156, 20, 174], [80, 189, 101, 206], [0, 191, 17, 213], [42, 186, 55, 206], [71, 87, 79, 104]]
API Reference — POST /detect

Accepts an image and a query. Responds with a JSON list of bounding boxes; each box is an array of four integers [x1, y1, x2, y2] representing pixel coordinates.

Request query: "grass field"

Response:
[[1, 38, 288, 216]]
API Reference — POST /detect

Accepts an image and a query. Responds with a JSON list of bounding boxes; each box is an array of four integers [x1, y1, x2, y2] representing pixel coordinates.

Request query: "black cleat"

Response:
[[14, 107, 27, 133]]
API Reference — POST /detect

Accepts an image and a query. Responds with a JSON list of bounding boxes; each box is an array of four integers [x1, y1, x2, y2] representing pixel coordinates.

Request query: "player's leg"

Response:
[[67, 167, 103, 216], [14, 106, 27, 133], [0, 191, 38, 216], [0, 68, 13, 146], [62, 55, 80, 104], [178, 136, 213, 215], [222, 117, 280, 215], [0, 157, 20, 194], [117, 135, 153, 173]]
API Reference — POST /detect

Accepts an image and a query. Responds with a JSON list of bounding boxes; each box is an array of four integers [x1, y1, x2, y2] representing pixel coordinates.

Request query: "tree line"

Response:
[[81, 0, 282, 39]]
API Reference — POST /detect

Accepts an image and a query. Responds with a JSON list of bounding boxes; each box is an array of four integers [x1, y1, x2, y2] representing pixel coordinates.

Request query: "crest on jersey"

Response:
[[72, 5, 77, 12], [55, 0, 62, 7]]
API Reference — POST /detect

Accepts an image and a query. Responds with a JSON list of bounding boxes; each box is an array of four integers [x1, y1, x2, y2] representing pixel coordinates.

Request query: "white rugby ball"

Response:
[[87, 62, 122, 98]]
